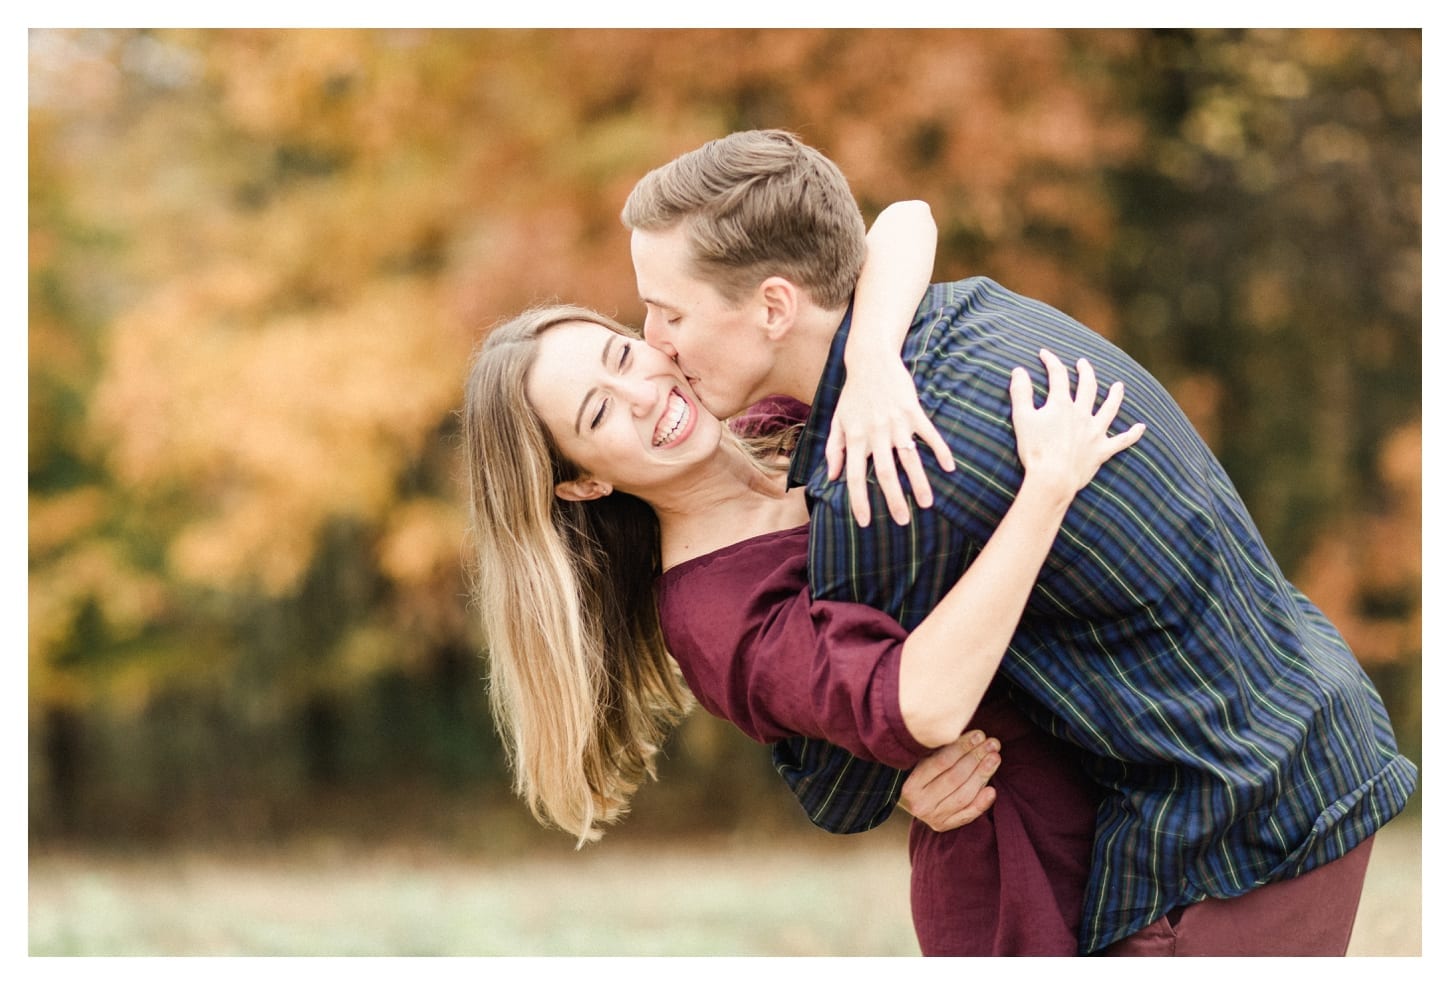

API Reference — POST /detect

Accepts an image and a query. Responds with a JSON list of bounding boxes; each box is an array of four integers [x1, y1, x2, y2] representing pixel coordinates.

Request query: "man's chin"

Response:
[[700, 393, 742, 422]]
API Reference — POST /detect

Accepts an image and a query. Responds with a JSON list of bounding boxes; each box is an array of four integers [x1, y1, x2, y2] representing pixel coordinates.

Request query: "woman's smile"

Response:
[[525, 319, 723, 489], [653, 388, 696, 448]]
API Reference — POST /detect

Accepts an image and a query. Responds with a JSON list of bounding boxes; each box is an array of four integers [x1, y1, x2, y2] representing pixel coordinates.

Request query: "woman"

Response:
[[464, 288, 1144, 955]]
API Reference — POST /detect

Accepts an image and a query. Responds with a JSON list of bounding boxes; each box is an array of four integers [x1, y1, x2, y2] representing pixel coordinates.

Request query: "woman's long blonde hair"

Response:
[[463, 305, 694, 846]]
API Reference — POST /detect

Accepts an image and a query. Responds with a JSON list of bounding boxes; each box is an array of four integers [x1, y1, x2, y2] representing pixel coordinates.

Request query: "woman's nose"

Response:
[[621, 377, 658, 416]]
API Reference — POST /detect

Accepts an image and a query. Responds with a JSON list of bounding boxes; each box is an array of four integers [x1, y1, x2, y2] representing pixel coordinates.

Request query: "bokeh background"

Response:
[[28, 27, 1422, 956]]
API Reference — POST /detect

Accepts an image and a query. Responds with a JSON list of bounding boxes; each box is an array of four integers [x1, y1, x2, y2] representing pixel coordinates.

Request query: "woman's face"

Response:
[[526, 319, 723, 497]]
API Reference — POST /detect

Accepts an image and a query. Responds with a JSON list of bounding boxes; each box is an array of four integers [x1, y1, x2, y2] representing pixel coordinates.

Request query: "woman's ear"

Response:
[[554, 477, 613, 502]]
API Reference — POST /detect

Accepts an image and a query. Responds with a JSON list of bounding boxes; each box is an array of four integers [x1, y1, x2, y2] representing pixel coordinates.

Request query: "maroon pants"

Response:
[[1101, 836, 1376, 956]]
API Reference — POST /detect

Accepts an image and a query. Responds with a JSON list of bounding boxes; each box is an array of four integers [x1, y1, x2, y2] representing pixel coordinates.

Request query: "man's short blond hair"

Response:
[[621, 130, 867, 309]]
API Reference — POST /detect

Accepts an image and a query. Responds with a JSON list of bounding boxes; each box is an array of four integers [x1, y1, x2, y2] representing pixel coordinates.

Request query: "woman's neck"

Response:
[[650, 441, 808, 571]]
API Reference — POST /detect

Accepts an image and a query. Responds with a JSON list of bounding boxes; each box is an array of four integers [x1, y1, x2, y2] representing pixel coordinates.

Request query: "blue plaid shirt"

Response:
[[778, 277, 1417, 953]]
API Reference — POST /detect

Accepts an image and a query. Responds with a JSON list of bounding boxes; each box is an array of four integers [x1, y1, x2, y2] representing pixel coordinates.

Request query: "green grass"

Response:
[[29, 816, 1420, 957]]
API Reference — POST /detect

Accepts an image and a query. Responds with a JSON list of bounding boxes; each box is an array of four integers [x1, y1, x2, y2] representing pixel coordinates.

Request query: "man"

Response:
[[620, 129, 1417, 955]]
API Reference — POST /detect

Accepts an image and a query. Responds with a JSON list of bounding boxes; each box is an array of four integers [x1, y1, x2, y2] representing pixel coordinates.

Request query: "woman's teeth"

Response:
[[654, 390, 690, 447]]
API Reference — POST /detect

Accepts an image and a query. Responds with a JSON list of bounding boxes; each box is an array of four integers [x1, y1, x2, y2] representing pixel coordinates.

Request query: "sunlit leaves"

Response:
[[27, 28, 1421, 835]]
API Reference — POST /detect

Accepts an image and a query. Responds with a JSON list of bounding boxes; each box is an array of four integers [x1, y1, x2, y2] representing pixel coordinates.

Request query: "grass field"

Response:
[[29, 814, 1420, 957]]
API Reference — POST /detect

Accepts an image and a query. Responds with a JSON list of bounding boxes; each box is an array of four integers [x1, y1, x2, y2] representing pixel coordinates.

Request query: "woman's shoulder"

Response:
[[659, 523, 809, 590], [655, 522, 810, 678], [728, 395, 811, 439]]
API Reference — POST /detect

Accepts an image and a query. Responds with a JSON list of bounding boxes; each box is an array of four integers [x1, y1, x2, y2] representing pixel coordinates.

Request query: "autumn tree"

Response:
[[29, 28, 1420, 843]]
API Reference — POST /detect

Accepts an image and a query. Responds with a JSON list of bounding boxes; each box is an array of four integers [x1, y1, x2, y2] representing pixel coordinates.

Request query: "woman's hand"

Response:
[[835, 199, 949, 527], [826, 358, 956, 527], [1009, 349, 1146, 498]]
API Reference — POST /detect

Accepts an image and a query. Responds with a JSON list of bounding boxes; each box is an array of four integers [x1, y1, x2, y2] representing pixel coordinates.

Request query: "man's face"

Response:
[[630, 224, 774, 421]]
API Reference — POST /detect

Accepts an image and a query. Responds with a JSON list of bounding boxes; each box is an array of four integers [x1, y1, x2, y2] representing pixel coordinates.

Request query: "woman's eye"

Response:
[[618, 342, 632, 369], [589, 398, 608, 430]]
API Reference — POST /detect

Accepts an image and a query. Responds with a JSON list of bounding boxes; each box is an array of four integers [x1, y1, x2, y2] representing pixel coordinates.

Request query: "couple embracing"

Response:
[[464, 130, 1416, 956]]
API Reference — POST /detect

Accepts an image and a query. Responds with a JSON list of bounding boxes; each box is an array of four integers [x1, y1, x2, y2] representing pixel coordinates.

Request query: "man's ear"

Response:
[[555, 477, 613, 502], [758, 276, 799, 342]]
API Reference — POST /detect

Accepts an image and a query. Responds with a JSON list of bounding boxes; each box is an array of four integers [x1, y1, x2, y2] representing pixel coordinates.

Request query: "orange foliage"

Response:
[[28, 27, 1420, 737], [1293, 423, 1421, 666], [91, 278, 469, 595]]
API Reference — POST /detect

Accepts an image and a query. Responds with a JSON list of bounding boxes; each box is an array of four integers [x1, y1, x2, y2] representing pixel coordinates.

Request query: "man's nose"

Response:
[[643, 311, 677, 357]]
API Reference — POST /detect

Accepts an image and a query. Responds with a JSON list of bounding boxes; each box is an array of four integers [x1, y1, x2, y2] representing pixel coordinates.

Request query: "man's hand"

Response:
[[899, 730, 1001, 832]]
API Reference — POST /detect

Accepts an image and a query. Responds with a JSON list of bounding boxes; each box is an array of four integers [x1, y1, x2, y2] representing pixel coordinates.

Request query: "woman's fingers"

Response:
[[845, 445, 872, 527], [873, 438, 912, 525], [916, 413, 957, 475], [1095, 379, 1126, 427], [1009, 365, 1035, 420], [1110, 420, 1148, 454], [1074, 357, 1098, 412], [824, 420, 845, 481], [1040, 347, 1070, 400]]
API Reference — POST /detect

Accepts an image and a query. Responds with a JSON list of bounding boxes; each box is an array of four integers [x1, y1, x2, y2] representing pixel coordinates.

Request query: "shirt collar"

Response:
[[786, 298, 854, 490]]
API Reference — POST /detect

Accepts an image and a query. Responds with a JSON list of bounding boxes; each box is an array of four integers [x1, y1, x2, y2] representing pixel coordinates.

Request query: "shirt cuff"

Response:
[[875, 643, 935, 765]]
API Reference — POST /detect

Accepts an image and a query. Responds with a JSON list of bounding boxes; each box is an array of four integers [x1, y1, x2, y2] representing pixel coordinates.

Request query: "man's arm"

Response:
[[771, 737, 904, 833], [774, 400, 979, 831], [771, 730, 1000, 834]]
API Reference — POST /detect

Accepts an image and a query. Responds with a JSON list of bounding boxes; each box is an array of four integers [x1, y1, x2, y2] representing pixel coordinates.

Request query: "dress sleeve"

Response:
[[657, 530, 932, 770]]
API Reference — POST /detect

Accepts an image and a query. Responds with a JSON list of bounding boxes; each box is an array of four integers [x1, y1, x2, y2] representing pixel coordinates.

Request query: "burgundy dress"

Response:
[[656, 524, 1099, 956]]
